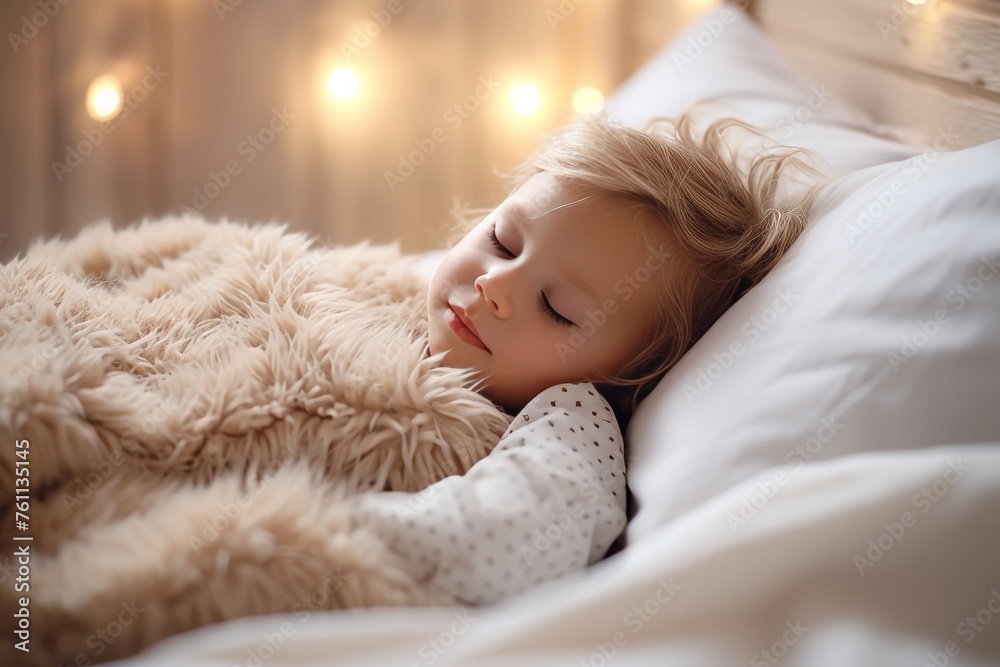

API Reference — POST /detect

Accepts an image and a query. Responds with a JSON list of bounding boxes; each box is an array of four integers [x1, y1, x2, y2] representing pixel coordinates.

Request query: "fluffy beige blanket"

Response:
[[0, 217, 511, 665]]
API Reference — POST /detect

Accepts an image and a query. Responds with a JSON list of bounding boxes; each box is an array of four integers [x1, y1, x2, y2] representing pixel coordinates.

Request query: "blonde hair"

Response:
[[450, 110, 825, 426]]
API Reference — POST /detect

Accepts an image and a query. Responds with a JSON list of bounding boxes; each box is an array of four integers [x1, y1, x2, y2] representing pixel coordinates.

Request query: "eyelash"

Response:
[[487, 225, 513, 258], [488, 224, 574, 327], [541, 294, 574, 327]]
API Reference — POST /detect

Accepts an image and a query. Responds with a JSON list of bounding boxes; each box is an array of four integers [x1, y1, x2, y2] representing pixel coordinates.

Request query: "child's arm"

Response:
[[349, 382, 627, 605]]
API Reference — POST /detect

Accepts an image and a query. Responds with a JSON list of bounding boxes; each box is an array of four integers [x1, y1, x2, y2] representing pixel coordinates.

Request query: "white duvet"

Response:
[[109, 442, 1000, 667]]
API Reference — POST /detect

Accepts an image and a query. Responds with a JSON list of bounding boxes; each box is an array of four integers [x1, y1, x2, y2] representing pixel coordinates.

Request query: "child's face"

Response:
[[428, 172, 671, 413]]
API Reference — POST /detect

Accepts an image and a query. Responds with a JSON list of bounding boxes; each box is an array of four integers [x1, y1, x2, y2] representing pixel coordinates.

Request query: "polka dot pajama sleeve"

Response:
[[350, 382, 627, 605]]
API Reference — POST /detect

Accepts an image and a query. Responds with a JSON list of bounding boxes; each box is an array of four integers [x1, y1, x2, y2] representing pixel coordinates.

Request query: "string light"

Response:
[[86, 74, 123, 121], [509, 83, 541, 116], [572, 86, 604, 115], [327, 68, 360, 100]]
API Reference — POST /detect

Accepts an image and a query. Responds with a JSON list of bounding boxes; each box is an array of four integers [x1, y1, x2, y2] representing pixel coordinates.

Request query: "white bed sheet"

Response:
[[109, 442, 1000, 667]]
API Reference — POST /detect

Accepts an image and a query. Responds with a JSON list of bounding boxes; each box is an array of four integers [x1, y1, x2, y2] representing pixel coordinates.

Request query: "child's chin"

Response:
[[428, 336, 477, 372]]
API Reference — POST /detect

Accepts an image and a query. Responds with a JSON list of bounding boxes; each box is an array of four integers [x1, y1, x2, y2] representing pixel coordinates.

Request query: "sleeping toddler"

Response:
[[0, 109, 822, 667], [351, 111, 820, 604]]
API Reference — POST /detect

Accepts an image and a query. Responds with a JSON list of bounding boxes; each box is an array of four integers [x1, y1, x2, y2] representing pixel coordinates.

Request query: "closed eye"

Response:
[[488, 224, 514, 258], [487, 223, 575, 328], [541, 294, 574, 327]]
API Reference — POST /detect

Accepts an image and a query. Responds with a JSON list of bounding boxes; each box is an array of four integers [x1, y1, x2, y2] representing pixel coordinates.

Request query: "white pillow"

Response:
[[604, 4, 925, 178], [627, 136, 1000, 540], [618, 5, 1000, 541]]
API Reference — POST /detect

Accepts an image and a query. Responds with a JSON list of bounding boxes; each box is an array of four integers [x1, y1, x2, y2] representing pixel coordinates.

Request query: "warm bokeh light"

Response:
[[509, 83, 541, 116], [572, 86, 604, 115], [327, 68, 360, 100], [86, 74, 124, 121], [906, 0, 928, 4]]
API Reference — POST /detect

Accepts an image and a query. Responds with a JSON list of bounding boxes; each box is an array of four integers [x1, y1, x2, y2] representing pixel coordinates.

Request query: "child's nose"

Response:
[[474, 273, 513, 319]]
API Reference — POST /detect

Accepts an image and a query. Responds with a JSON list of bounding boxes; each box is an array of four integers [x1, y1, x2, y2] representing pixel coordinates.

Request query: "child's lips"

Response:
[[448, 304, 490, 352]]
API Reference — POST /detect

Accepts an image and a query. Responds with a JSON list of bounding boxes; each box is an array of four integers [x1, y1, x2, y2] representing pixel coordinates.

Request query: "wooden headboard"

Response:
[[753, 0, 1000, 149]]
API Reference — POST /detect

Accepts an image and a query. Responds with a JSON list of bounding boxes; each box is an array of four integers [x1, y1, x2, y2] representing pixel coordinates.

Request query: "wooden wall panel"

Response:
[[757, 0, 1000, 150]]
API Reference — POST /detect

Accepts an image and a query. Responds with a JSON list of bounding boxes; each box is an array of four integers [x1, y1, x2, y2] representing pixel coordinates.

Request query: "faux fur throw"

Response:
[[0, 217, 511, 666]]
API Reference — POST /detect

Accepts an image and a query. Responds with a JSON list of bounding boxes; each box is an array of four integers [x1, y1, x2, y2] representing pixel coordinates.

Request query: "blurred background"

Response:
[[0, 0, 724, 263]]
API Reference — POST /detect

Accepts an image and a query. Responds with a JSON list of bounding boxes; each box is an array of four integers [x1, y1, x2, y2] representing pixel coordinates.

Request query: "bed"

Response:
[[55, 0, 1000, 665]]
